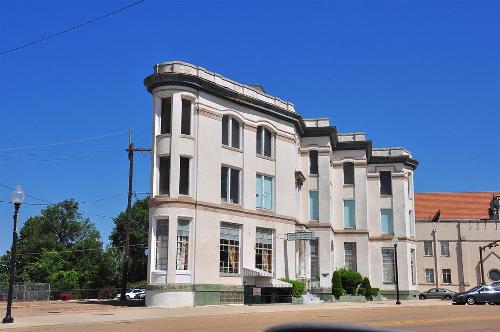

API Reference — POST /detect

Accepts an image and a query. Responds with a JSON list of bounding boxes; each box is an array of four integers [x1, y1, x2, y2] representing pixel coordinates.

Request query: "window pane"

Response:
[[230, 168, 239, 204], [425, 269, 435, 283], [343, 200, 356, 228], [222, 115, 229, 146], [256, 228, 273, 273], [155, 219, 168, 270], [409, 210, 415, 236], [176, 220, 190, 270], [309, 150, 318, 174], [441, 241, 450, 256], [380, 171, 392, 195], [179, 157, 190, 195], [255, 175, 262, 209], [231, 118, 240, 148], [381, 209, 393, 234], [310, 239, 320, 279], [424, 241, 433, 256], [263, 128, 272, 157], [344, 242, 357, 272], [442, 269, 451, 284], [160, 97, 172, 134], [221, 166, 228, 202], [343, 162, 354, 185], [382, 248, 395, 283], [220, 223, 240, 274], [159, 156, 170, 195], [181, 99, 191, 135], [411, 249, 416, 285], [263, 176, 273, 210], [256, 127, 262, 155], [309, 191, 319, 221]]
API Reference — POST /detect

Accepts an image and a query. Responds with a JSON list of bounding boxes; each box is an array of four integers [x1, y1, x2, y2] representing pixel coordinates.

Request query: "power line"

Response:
[[0, 130, 128, 152], [0, 0, 146, 56]]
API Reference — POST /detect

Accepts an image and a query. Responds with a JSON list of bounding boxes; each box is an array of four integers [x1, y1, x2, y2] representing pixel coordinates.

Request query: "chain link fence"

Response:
[[0, 283, 51, 302]]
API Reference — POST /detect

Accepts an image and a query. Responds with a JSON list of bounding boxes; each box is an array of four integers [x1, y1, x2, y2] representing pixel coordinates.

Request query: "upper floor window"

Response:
[[160, 97, 172, 135], [343, 162, 354, 185], [309, 150, 318, 175], [409, 210, 415, 236], [380, 171, 392, 195], [179, 157, 190, 195], [256, 126, 272, 157], [159, 156, 170, 195], [256, 174, 273, 210], [181, 99, 192, 135], [343, 200, 356, 228], [221, 166, 240, 204], [222, 115, 241, 149], [380, 209, 394, 234], [424, 241, 433, 256], [408, 172, 413, 198], [440, 241, 450, 257], [309, 191, 319, 221]]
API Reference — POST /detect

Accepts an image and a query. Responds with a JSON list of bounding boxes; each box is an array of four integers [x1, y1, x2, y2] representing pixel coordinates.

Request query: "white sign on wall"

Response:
[[286, 232, 315, 241]]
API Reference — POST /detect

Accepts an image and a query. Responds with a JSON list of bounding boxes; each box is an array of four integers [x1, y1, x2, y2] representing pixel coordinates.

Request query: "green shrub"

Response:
[[280, 278, 305, 297], [336, 268, 363, 295], [371, 288, 380, 297], [357, 287, 366, 296], [331, 270, 343, 299], [361, 277, 373, 299]]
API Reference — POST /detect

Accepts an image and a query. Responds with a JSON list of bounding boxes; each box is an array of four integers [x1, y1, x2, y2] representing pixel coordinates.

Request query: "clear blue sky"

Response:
[[0, 0, 498, 253]]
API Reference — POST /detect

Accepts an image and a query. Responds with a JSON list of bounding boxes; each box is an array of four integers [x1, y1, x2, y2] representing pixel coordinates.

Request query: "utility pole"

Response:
[[120, 129, 151, 301]]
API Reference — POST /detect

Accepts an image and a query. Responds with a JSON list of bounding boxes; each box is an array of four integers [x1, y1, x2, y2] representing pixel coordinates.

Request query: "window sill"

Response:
[[176, 270, 191, 275], [151, 270, 167, 275], [309, 220, 319, 223], [180, 134, 195, 140], [221, 201, 242, 208], [179, 194, 191, 198], [343, 184, 354, 188], [219, 273, 242, 277], [383, 282, 396, 285], [155, 194, 170, 198], [309, 174, 319, 177], [156, 133, 171, 138], [256, 154, 274, 161], [344, 226, 357, 230], [222, 145, 243, 153], [256, 208, 275, 214], [424, 255, 434, 257], [380, 194, 393, 198]]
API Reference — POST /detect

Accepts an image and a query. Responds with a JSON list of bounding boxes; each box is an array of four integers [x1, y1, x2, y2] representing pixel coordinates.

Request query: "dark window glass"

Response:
[[221, 166, 228, 201], [159, 156, 170, 195], [160, 97, 172, 134], [181, 99, 191, 135], [179, 157, 190, 195], [343, 162, 354, 185], [263, 128, 272, 157], [231, 118, 240, 148], [310, 239, 320, 279], [380, 171, 392, 195], [309, 150, 318, 174], [222, 115, 229, 146], [230, 168, 240, 204], [256, 127, 262, 155]]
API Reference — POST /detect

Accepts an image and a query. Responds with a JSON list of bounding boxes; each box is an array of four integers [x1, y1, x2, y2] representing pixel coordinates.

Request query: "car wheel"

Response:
[[466, 296, 475, 305], [444, 295, 452, 301], [419, 294, 426, 300]]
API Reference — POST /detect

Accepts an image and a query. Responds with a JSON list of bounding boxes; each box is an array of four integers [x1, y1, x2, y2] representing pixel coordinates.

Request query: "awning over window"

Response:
[[255, 279, 292, 288], [243, 267, 272, 278]]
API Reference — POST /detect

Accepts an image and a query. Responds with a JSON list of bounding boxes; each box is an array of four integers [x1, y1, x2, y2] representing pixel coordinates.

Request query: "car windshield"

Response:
[[467, 286, 482, 293]]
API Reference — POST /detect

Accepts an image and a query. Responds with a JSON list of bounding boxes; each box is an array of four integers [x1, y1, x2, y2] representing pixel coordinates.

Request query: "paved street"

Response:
[[1, 300, 499, 331]]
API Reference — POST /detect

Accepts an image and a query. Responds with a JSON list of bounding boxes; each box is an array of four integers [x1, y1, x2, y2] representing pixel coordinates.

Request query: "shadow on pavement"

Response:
[[76, 299, 145, 307]]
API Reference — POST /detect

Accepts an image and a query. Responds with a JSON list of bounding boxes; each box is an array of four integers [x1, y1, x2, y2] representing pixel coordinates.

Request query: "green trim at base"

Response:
[[380, 290, 419, 300]]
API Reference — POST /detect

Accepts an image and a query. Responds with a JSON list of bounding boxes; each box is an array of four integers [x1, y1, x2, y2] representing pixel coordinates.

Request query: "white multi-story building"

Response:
[[144, 61, 419, 307]]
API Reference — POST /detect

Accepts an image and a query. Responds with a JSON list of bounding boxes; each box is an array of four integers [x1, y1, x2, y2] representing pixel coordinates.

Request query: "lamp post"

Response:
[[393, 238, 401, 305], [3, 185, 25, 324]]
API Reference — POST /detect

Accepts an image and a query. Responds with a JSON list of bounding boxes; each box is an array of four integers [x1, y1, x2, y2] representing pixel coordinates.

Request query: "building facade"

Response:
[[144, 61, 419, 307], [415, 192, 500, 293]]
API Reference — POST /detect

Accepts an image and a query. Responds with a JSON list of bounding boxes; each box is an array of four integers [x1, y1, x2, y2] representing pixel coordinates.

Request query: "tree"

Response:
[[335, 268, 363, 295], [109, 198, 149, 282], [332, 270, 343, 299]]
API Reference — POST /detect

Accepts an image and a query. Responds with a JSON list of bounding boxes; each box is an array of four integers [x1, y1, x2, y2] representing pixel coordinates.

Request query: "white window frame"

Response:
[[219, 222, 241, 274], [256, 173, 274, 211], [425, 268, 435, 283], [410, 249, 416, 285], [440, 241, 450, 257], [221, 165, 241, 204], [255, 227, 274, 273], [382, 247, 395, 284], [442, 269, 452, 284], [176, 219, 191, 272], [256, 126, 274, 158], [424, 241, 433, 256], [155, 218, 169, 271], [222, 115, 242, 149]]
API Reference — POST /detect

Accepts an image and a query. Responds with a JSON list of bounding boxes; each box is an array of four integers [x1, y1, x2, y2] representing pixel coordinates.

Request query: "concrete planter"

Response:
[[292, 297, 303, 304], [338, 295, 367, 303]]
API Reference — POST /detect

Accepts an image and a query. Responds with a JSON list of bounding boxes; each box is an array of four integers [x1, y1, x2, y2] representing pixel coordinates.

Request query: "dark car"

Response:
[[453, 285, 500, 305], [419, 288, 456, 300]]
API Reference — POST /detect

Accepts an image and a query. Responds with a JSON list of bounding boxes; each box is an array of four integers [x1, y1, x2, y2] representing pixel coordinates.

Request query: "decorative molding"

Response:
[[197, 107, 222, 120]]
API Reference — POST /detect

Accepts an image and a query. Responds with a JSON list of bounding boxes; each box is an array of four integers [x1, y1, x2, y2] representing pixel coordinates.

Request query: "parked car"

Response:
[[419, 288, 456, 300], [492, 281, 500, 287], [453, 285, 500, 305]]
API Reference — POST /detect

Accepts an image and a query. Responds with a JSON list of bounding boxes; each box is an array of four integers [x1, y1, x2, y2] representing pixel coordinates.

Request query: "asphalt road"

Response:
[[9, 303, 500, 332]]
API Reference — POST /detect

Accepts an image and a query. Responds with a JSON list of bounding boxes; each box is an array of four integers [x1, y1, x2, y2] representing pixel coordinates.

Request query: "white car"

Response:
[[125, 289, 144, 300]]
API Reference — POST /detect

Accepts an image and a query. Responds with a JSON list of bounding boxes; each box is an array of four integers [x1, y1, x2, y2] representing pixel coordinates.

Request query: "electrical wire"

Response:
[[1, 0, 146, 56]]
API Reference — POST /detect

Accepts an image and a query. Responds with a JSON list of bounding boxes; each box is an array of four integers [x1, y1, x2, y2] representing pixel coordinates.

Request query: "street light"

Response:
[[393, 238, 401, 305], [3, 185, 25, 324]]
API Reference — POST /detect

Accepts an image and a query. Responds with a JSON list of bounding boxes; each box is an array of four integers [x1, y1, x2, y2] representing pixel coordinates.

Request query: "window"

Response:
[[380, 209, 394, 234], [221, 166, 240, 204], [343, 162, 354, 185], [181, 99, 191, 135], [343, 200, 356, 228], [410, 249, 416, 285], [424, 241, 433, 256], [380, 171, 392, 195], [256, 126, 272, 157], [222, 115, 241, 149], [309, 191, 319, 221], [409, 210, 415, 236], [425, 268, 435, 283], [310, 239, 320, 280], [408, 172, 413, 198], [179, 157, 190, 195], [255, 228, 273, 273], [382, 248, 395, 283], [159, 156, 170, 195], [440, 241, 450, 257], [344, 242, 357, 272], [488, 269, 500, 282], [442, 269, 452, 284], [256, 174, 273, 210], [220, 223, 240, 274], [160, 97, 172, 134], [176, 220, 190, 270], [155, 219, 168, 270], [309, 150, 318, 175]]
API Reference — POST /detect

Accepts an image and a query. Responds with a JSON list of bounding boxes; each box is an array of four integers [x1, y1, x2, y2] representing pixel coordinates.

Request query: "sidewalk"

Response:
[[0, 300, 450, 330]]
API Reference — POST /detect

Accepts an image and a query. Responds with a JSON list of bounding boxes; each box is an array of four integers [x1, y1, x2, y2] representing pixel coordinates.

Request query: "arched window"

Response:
[[222, 115, 241, 149], [256, 126, 273, 157]]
